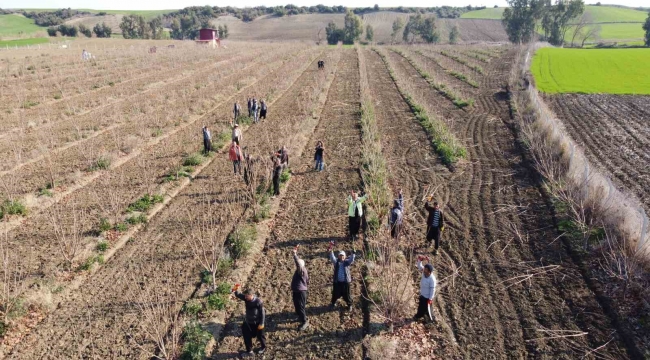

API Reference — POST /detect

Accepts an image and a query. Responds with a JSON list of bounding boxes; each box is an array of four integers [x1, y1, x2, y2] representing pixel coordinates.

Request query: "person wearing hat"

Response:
[[424, 198, 445, 255], [232, 123, 242, 145], [291, 246, 309, 330], [388, 189, 404, 240], [232, 288, 266, 357], [413, 255, 436, 322], [328, 243, 356, 310]]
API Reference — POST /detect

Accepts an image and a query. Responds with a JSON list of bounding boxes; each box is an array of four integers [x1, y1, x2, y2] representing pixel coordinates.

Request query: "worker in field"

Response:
[[252, 98, 260, 123], [232, 123, 242, 145], [232, 287, 267, 357], [347, 190, 369, 242], [260, 100, 268, 120], [271, 157, 282, 197], [275, 146, 289, 169], [314, 141, 324, 171], [233, 102, 241, 124], [229, 141, 243, 175], [388, 190, 404, 240], [247, 97, 252, 117], [424, 198, 445, 255], [413, 255, 436, 322], [202, 126, 212, 154], [328, 242, 356, 311], [292, 246, 310, 330]]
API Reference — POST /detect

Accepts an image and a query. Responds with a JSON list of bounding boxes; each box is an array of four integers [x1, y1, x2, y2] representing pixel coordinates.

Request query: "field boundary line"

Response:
[[0, 47, 310, 235], [11, 47, 323, 327]]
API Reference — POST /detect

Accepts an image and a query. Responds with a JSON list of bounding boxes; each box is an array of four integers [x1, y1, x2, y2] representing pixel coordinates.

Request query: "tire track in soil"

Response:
[[381, 48, 628, 358], [7, 51, 338, 359], [212, 49, 364, 360], [0, 47, 313, 295]]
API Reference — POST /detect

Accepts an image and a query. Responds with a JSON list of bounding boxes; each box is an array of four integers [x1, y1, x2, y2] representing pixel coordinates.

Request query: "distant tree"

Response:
[[449, 25, 460, 44], [93, 22, 112, 38], [644, 12, 650, 47], [149, 16, 164, 39], [274, 6, 286, 17], [217, 24, 224, 38], [344, 10, 363, 44], [365, 24, 374, 42], [120, 14, 139, 39], [57, 24, 78, 37], [595, 1, 601, 5], [171, 18, 183, 39], [391, 17, 404, 43], [223, 24, 229, 38], [325, 21, 345, 44], [47, 27, 58, 37], [494, 5, 499, 8], [78, 24, 92, 37], [502, 0, 545, 43], [579, 24, 600, 47], [540, 0, 585, 46], [570, 12, 591, 46], [374, 4, 380, 11], [137, 15, 149, 39], [403, 14, 439, 43]]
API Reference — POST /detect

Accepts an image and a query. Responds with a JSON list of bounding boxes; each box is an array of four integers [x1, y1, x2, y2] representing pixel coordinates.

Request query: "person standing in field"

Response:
[[229, 141, 243, 175], [413, 255, 436, 322], [232, 123, 242, 145], [328, 243, 356, 311], [260, 100, 268, 120], [233, 102, 241, 124], [232, 288, 266, 357], [292, 246, 309, 331], [425, 198, 445, 255], [388, 190, 404, 240], [247, 97, 253, 117], [347, 191, 369, 242], [272, 157, 282, 197], [202, 126, 212, 154], [314, 141, 324, 171], [252, 98, 260, 123], [275, 146, 289, 169]]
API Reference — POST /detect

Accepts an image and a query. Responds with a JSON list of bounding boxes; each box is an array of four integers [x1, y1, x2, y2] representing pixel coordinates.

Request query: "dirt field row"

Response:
[[545, 93, 650, 215], [7, 49, 336, 359], [370, 47, 630, 358]]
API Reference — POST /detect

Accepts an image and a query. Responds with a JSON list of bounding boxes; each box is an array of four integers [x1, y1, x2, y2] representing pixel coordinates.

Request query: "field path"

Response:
[[213, 49, 364, 359]]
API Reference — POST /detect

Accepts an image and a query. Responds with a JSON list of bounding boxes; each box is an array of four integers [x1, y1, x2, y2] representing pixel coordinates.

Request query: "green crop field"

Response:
[[583, 5, 647, 23], [0, 14, 43, 37], [461, 7, 504, 19], [531, 47, 650, 95], [0, 37, 49, 47]]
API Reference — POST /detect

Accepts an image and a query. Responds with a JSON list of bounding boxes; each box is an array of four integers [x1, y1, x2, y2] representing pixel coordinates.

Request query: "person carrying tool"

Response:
[[328, 242, 356, 311], [413, 255, 436, 322], [347, 190, 369, 241], [232, 286, 266, 357], [233, 102, 242, 124], [202, 126, 212, 154], [232, 123, 242, 145], [292, 245, 309, 330], [424, 198, 445, 255], [388, 190, 404, 240], [229, 141, 243, 175], [314, 141, 324, 171]]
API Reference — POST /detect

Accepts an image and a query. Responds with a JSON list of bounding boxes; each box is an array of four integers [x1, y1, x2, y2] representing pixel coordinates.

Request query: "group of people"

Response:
[[242, 97, 267, 124]]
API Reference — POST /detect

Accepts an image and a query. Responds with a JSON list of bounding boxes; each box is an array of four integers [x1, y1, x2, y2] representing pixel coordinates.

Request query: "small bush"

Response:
[[98, 218, 112, 232], [127, 194, 164, 213], [53, 93, 62, 100], [280, 169, 291, 183], [151, 128, 163, 137], [0, 199, 28, 219], [126, 213, 148, 225], [79, 255, 103, 271], [183, 153, 204, 167], [96, 240, 109, 252], [200, 269, 213, 285], [213, 130, 231, 149], [0, 321, 8, 337], [228, 225, 256, 260], [237, 115, 253, 125], [90, 156, 111, 171], [23, 100, 39, 109], [206, 292, 228, 311], [217, 258, 233, 277], [114, 222, 128, 232], [181, 321, 211, 360], [183, 299, 203, 317], [38, 188, 53, 197]]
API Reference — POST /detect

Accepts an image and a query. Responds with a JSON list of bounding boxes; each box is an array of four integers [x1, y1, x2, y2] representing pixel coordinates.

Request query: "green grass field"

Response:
[[461, 7, 504, 20], [19, 8, 176, 19], [531, 48, 650, 95], [0, 14, 43, 37], [582, 5, 648, 23], [0, 38, 49, 47]]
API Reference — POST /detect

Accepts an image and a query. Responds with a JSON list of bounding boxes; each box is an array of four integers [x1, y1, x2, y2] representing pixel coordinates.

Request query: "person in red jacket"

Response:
[[229, 141, 243, 175]]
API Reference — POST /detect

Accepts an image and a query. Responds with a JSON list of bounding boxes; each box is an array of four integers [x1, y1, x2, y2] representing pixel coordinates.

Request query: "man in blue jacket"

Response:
[[328, 244, 356, 311]]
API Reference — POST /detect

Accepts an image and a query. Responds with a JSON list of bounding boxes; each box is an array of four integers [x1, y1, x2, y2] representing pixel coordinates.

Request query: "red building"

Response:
[[196, 28, 221, 48]]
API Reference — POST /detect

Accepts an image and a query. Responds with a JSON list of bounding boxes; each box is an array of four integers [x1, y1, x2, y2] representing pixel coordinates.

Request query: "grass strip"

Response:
[[438, 50, 485, 74], [413, 50, 479, 88], [374, 49, 466, 165]]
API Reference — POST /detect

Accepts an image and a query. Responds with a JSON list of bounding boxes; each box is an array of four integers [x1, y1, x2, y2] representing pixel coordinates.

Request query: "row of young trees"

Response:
[[46, 22, 112, 38], [119, 15, 166, 39], [644, 12, 650, 47]]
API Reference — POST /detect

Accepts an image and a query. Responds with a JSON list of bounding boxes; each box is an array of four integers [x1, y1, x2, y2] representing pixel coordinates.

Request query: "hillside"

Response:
[[213, 12, 508, 43], [64, 14, 123, 35], [0, 14, 44, 38]]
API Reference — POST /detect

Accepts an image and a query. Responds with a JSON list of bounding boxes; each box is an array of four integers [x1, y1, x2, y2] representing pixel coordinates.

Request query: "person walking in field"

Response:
[[425, 198, 445, 255], [314, 141, 324, 171], [413, 255, 436, 322], [292, 246, 310, 331], [232, 287, 267, 357], [229, 141, 243, 175], [233, 102, 242, 124], [328, 243, 356, 311], [272, 157, 282, 197], [388, 190, 404, 240], [232, 123, 242, 145], [260, 100, 268, 120], [347, 190, 369, 241], [202, 126, 212, 154]]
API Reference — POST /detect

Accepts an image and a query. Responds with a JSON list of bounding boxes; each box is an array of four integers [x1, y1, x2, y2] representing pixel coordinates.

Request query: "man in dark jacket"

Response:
[[388, 190, 404, 240], [291, 246, 309, 330], [275, 146, 289, 169], [328, 244, 356, 310], [424, 199, 445, 254], [233, 288, 266, 357], [271, 157, 281, 197]]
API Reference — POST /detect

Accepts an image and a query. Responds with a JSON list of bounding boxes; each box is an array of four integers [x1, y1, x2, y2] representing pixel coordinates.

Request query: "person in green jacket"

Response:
[[347, 190, 369, 241]]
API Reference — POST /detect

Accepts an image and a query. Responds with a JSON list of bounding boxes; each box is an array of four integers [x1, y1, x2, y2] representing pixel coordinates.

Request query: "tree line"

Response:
[[46, 23, 112, 38]]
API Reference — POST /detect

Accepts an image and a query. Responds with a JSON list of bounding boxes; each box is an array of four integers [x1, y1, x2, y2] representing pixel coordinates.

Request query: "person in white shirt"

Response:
[[414, 255, 436, 322]]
